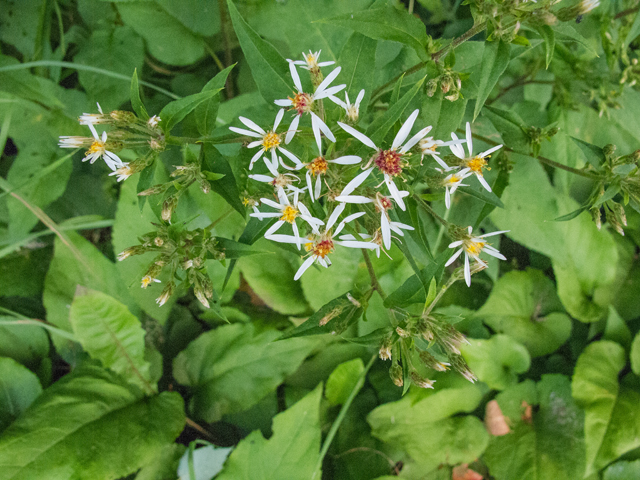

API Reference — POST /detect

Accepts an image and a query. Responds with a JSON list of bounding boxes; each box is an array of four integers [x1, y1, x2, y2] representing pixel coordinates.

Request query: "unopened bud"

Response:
[[149, 136, 166, 151], [419, 350, 450, 372], [154, 237, 164, 247], [444, 91, 460, 102], [138, 184, 167, 196], [378, 334, 393, 361], [194, 287, 210, 308], [396, 326, 411, 338], [200, 179, 211, 194], [117, 245, 145, 261], [611, 202, 628, 226], [605, 206, 625, 235], [162, 196, 178, 222], [110, 110, 137, 124], [426, 79, 438, 97], [449, 354, 477, 383], [155, 282, 174, 307], [410, 371, 435, 389], [389, 363, 403, 387], [603, 144, 617, 157], [147, 115, 161, 128]]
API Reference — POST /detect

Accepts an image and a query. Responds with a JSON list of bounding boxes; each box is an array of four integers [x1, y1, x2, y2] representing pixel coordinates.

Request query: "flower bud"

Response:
[[603, 144, 617, 157], [110, 110, 137, 125], [389, 363, 403, 387], [117, 245, 145, 261], [162, 196, 178, 223], [138, 184, 168, 196], [155, 282, 174, 306], [426, 79, 438, 97], [200, 179, 211, 194], [449, 354, 477, 383], [419, 350, 450, 372], [194, 286, 210, 308], [410, 371, 435, 389], [378, 334, 393, 361]]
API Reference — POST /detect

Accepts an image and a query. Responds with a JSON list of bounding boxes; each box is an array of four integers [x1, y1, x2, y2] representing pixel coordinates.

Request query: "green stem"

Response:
[[362, 249, 386, 299], [413, 194, 449, 226], [0, 317, 76, 341], [203, 41, 225, 71], [422, 273, 457, 317], [312, 353, 377, 479]]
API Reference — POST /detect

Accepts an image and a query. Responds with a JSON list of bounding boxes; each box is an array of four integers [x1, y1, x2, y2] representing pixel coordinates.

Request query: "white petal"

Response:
[[261, 198, 282, 209], [285, 115, 300, 144], [401, 126, 432, 154], [273, 109, 285, 131], [318, 61, 335, 67], [445, 187, 451, 209], [265, 156, 279, 176], [392, 109, 419, 150], [449, 240, 463, 248], [289, 61, 303, 92], [334, 195, 372, 204], [249, 174, 274, 183], [267, 234, 305, 244], [355, 89, 365, 107], [479, 145, 503, 157], [341, 167, 374, 197], [464, 253, 471, 286], [465, 122, 473, 156], [311, 113, 323, 153], [229, 127, 263, 138], [239, 116, 266, 135], [315, 66, 341, 97], [327, 202, 346, 230], [338, 122, 377, 150], [310, 111, 335, 142], [476, 173, 492, 192], [335, 211, 366, 236], [336, 240, 378, 249], [274, 99, 292, 107], [445, 248, 463, 266], [247, 140, 263, 149], [484, 249, 506, 260], [294, 255, 316, 280], [316, 84, 346, 100], [329, 95, 347, 109], [250, 148, 265, 169], [315, 175, 322, 199], [478, 230, 510, 238], [278, 146, 302, 167], [329, 155, 361, 165], [292, 221, 301, 249], [306, 171, 315, 203], [266, 220, 285, 236], [88, 123, 99, 140], [385, 177, 406, 211], [381, 214, 391, 250]]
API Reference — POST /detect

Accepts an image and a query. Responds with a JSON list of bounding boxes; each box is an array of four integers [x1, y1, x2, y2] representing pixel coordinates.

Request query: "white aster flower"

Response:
[[248, 156, 303, 197], [291, 50, 335, 71], [229, 109, 301, 170], [338, 109, 432, 211], [251, 188, 323, 249], [267, 203, 378, 279], [578, 0, 599, 14], [109, 163, 135, 182], [449, 122, 502, 192], [78, 102, 110, 125], [141, 275, 161, 289], [59, 123, 123, 171], [441, 169, 472, 209], [419, 136, 465, 170], [274, 62, 345, 144], [330, 89, 365, 123], [148, 115, 161, 128], [445, 226, 509, 287]]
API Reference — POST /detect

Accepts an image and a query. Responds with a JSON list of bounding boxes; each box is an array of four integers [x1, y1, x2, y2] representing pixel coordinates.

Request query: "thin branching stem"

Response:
[[362, 249, 386, 299]]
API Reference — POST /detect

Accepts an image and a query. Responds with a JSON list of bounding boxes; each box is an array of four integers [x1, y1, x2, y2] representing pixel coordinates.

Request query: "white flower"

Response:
[[419, 136, 465, 170], [251, 188, 323, 249], [338, 109, 432, 211], [442, 169, 472, 209], [248, 156, 303, 197], [78, 102, 109, 125], [59, 123, 123, 171], [109, 163, 134, 182], [148, 115, 161, 128], [445, 226, 509, 287], [229, 109, 301, 170], [267, 203, 378, 279], [274, 62, 345, 144], [330, 89, 365, 123], [302, 132, 361, 202], [291, 50, 335, 70], [141, 275, 161, 289], [578, 0, 599, 14], [449, 122, 502, 192]]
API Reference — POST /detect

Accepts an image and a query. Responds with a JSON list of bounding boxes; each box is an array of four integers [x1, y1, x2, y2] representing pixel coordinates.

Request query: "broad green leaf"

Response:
[[227, 0, 291, 103], [491, 154, 618, 322], [458, 184, 505, 208], [0, 0, 40, 58], [537, 25, 555, 68], [201, 144, 245, 216], [0, 366, 185, 480], [554, 24, 598, 56], [160, 89, 222, 133], [630, 330, 640, 375], [476, 269, 571, 357], [43, 231, 140, 362], [604, 460, 640, 480], [368, 384, 489, 471], [117, 2, 204, 66], [474, 168, 509, 228], [625, 12, 640, 48], [366, 76, 425, 145], [571, 136, 605, 167], [113, 178, 174, 323], [216, 384, 323, 479], [136, 444, 185, 480], [325, 358, 365, 405], [155, 0, 220, 37], [215, 237, 266, 259], [74, 26, 144, 109], [337, 33, 377, 116], [473, 40, 511, 120], [460, 335, 531, 390], [0, 357, 42, 432], [421, 91, 468, 140], [384, 250, 448, 308], [484, 375, 585, 480], [317, 7, 430, 61], [195, 64, 235, 137], [130, 68, 149, 120], [572, 341, 639, 476], [604, 306, 631, 351], [483, 104, 529, 153], [69, 289, 153, 392], [238, 241, 309, 315], [0, 321, 49, 370], [173, 323, 317, 422], [177, 445, 232, 480]]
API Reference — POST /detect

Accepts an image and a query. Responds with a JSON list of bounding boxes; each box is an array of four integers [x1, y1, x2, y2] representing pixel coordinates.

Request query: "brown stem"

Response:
[[185, 417, 216, 441], [362, 249, 386, 299], [615, 6, 639, 19]]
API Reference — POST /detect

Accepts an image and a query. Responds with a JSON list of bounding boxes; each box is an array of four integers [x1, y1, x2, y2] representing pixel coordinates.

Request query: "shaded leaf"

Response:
[[160, 89, 221, 133], [473, 40, 511, 120], [0, 357, 42, 432], [195, 64, 235, 137], [325, 358, 365, 405], [130, 68, 149, 120], [201, 144, 245, 216]]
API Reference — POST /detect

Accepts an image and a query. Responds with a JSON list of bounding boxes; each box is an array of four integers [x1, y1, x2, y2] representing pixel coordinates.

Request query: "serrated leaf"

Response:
[[317, 7, 430, 61], [173, 323, 317, 422], [227, 0, 291, 103], [0, 366, 185, 480], [195, 64, 234, 137], [160, 89, 221, 133], [130, 68, 149, 120], [476, 269, 571, 357], [216, 384, 323, 479], [70, 289, 153, 392], [473, 40, 511, 121], [0, 357, 42, 432]]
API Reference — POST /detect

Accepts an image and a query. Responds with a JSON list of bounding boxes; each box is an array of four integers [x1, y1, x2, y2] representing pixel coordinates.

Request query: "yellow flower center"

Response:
[[289, 92, 313, 115], [262, 132, 281, 151], [465, 240, 486, 256], [141, 276, 153, 288], [307, 156, 328, 176], [446, 175, 460, 185], [467, 156, 489, 174], [313, 239, 334, 258], [280, 205, 299, 223], [87, 140, 105, 155]]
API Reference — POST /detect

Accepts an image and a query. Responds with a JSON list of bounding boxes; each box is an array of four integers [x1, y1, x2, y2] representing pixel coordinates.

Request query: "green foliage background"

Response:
[[1, 0, 640, 479]]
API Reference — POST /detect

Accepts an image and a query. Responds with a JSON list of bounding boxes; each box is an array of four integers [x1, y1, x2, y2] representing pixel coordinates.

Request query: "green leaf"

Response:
[[473, 40, 511, 121], [0, 366, 185, 480], [0, 321, 49, 370], [368, 384, 489, 471], [116, 2, 204, 66], [421, 90, 468, 140], [0, 357, 42, 432], [173, 323, 317, 422], [325, 358, 365, 406], [160, 89, 221, 133], [483, 104, 529, 154], [537, 26, 555, 68], [571, 136, 605, 167], [604, 306, 632, 351], [0, 0, 40, 58], [216, 384, 323, 479], [572, 341, 640, 476], [460, 335, 531, 390], [474, 168, 509, 228], [155, 0, 221, 37], [227, 0, 291, 103], [201, 144, 245, 216], [476, 269, 571, 357], [604, 460, 640, 480], [366, 76, 426, 145], [317, 7, 430, 61], [625, 12, 640, 48], [384, 250, 448, 308], [484, 375, 586, 480], [554, 24, 598, 56], [136, 444, 185, 480], [70, 289, 153, 392], [74, 26, 144, 109], [554, 205, 588, 222], [458, 184, 505, 208], [130, 68, 149, 121], [337, 33, 377, 116], [215, 237, 266, 259], [177, 445, 232, 480], [195, 64, 234, 137], [630, 330, 640, 375]]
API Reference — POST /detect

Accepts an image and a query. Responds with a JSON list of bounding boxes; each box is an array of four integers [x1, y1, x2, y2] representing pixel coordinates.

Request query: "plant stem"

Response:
[[615, 6, 639, 19], [185, 417, 216, 441], [218, 0, 235, 98], [362, 249, 386, 299], [0, 317, 77, 341], [312, 353, 377, 479], [466, 130, 602, 180], [431, 21, 487, 63], [203, 41, 225, 71], [413, 194, 449, 226], [408, 0, 415, 14], [423, 274, 457, 317], [205, 208, 234, 231], [433, 205, 451, 253]]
